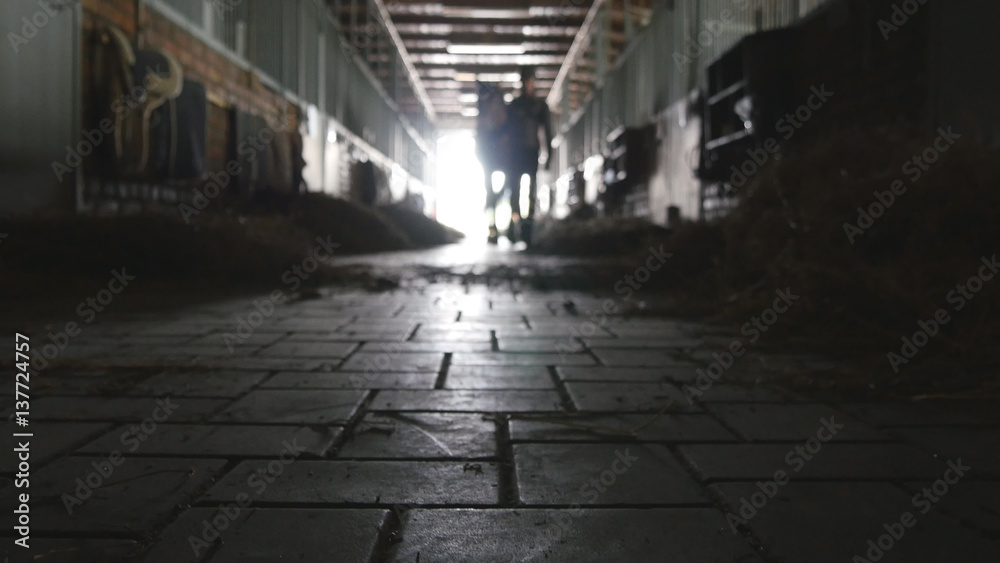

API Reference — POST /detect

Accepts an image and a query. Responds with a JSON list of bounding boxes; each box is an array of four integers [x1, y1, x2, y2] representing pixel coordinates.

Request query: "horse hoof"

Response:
[[520, 221, 533, 246]]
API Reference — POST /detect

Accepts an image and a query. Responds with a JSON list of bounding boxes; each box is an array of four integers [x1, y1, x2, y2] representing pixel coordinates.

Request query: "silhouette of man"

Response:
[[504, 66, 553, 245]]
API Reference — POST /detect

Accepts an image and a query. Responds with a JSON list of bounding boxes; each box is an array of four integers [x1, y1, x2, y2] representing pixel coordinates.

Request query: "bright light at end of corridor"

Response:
[[434, 131, 491, 239]]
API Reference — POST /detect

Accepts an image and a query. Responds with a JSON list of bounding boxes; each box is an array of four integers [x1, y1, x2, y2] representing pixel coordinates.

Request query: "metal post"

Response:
[[624, 0, 635, 42], [300, 0, 308, 98], [597, 6, 608, 84], [547, 0, 608, 109], [318, 27, 328, 191]]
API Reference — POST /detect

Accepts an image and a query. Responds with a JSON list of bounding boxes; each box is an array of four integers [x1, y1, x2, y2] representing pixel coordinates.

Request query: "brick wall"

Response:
[[82, 0, 135, 35], [81, 0, 299, 176]]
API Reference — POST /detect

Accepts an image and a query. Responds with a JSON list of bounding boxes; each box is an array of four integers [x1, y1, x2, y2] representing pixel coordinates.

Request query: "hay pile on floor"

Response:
[[0, 213, 315, 285], [688, 123, 1000, 359], [532, 122, 1000, 371], [530, 216, 672, 257], [376, 202, 464, 247], [290, 195, 464, 252], [0, 193, 461, 294], [291, 194, 413, 254]]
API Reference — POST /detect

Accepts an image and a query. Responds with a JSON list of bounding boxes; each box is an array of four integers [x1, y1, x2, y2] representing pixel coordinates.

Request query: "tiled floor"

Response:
[[1, 286, 998, 562]]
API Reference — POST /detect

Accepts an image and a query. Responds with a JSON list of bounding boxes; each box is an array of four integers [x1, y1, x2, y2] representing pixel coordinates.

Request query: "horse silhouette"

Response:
[[474, 82, 516, 242]]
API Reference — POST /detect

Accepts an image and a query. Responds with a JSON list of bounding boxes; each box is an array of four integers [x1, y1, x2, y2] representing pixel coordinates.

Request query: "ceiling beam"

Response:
[[414, 64, 561, 75], [388, 15, 586, 26], [410, 53, 567, 65], [384, 0, 594, 9], [403, 32, 573, 44], [547, 0, 607, 108], [404, 41, 573, 53], [394, 23, 581, 36], [368, 0, 438, 123]]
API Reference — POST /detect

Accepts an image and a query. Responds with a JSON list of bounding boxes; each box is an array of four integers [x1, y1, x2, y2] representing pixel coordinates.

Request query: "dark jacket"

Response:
[[509, 95, 553, 157]]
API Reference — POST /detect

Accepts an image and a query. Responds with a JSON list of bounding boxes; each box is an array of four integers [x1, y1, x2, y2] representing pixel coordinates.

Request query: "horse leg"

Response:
[[522, 159, 540, 246], [485, 166, 500, 243], [504, 165, 523, 243]]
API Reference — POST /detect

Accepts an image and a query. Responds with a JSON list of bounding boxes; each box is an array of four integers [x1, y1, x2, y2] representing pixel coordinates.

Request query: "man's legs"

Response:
[[502, 150, 541, 243], [525, 154, 539, 220], [521, 151, 540, 244], [485, 169, 502, 243], [505, 169, 522, 219], [507, 151, 539, 217], [501, 167, 520, 242]]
